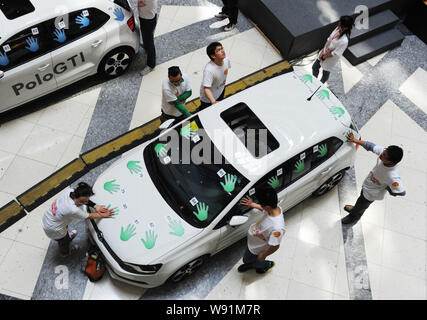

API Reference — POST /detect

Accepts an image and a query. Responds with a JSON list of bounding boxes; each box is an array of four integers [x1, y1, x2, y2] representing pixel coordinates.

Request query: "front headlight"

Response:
[[121, 262, 162, 275]]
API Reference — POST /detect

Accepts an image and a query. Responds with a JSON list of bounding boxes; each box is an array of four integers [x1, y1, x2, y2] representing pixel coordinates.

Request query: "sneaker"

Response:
[[341, 214, 360, 225], [224, 23, 236, 32], [68, 229, 77, 240], [256, 261, 275, 274], [237, 263, 252, 273], [60, 245, 79, 257], [215, 12, 228, 19], [344, 205, 354, 213]]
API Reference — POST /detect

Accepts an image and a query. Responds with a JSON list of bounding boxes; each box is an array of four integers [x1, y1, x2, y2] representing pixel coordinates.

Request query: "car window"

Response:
[[43, 8, 110, 51], [0, 0, 35, 20], [290, 150, 312, 182], [0, 23, 51, 72], [311, 137, 343, 169]]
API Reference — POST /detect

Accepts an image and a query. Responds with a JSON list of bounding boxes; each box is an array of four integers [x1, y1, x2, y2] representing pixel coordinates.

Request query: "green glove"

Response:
[[173, 100, 191, 117], [177, 90, 192, 102], [317, 144, 328, 158], [220, 174, 237, 193], [268, 176, 280, 189], [104, 180, 120, 194], [141, 229, 158, 249], [154, 143, 168, 157], [120, 224, 136, 241], [193, 202, 208, 222], [127, 161, 142, 174], [168, 219, 185, 237], [294, 160, 305, 173]]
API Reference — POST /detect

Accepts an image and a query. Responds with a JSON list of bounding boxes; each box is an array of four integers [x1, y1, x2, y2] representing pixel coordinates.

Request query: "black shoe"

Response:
[[341, 214, 360, 225], [238, 263, 252, 273], [256, 261, 275, 274], [224, 23, 236, 31], [215, 12, 228, 19]]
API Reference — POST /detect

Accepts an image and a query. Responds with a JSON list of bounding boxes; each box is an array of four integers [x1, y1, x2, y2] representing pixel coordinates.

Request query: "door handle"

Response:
[[320, 167, 333, 175], [91, 40, 103, 48], [38, 64, 50, 71]]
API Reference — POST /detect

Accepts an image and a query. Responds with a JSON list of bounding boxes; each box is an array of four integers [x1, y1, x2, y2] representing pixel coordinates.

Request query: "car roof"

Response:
[[0, 0, 111, 43], [199, 71, 351, 181]]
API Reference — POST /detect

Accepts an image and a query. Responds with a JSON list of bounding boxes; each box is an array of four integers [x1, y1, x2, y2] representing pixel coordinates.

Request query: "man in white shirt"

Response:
[[42, 182, 115, 256], [138, 0, 158, 70], [342, 133, 406, 225], [199, 42, 231, 111], [237, 187, 285, 274], [161, 66, 192, 122]]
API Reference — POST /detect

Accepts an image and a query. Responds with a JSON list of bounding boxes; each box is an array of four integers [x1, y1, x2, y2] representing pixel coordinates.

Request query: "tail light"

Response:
[[127, 16, 135, 31]]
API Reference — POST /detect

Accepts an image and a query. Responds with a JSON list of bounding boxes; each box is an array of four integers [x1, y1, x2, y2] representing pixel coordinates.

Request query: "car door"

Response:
[[0, 23, 56, 113], [281, 138, 342, 210], [47, 7, 109, 88]]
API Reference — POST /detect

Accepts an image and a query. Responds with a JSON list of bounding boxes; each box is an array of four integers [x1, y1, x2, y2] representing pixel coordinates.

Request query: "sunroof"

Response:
[[220, 102, 280, 158], [0, 0, 35, 20]]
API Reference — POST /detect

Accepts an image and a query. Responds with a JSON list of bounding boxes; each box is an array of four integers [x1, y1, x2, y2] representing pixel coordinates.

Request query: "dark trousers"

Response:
[[199, 89, 225, 111], [57, 232, 71, 255], [312, 59, 330, 83], [349, 190, 374, 220], [160, 111, 186, 124], [242, 247, 270, 270], [221, 0, 238, 24], [139, 15, 157, 68]]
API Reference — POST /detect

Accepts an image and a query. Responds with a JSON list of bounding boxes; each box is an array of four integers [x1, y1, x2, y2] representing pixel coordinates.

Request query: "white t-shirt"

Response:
[[42, 187, 89, 240], [247, 208, 286, 255], [161, 74, 192, 117], [138, 0, 158, 19], [200, 58, 231, 103], [319, 27, 349, 72], [362, 145, 405, 201]]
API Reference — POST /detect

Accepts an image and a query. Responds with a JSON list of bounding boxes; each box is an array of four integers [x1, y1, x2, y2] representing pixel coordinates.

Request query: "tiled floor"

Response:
[[0, 3, 426, 300]]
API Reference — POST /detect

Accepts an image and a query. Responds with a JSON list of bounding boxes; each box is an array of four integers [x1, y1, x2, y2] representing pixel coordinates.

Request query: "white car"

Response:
[[0, 0, 139, 113], [87, 70, 359, 288]]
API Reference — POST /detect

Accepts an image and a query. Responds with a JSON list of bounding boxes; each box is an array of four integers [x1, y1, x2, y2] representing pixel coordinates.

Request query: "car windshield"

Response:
[[143, 116, 249, 228]]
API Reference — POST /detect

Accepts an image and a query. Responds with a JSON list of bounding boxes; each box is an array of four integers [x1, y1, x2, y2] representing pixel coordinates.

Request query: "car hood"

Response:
[[91, 144, 202, 265]]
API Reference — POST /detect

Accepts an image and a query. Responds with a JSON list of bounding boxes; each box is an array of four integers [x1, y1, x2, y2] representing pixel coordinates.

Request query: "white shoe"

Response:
[[68, 229, 77, 240], [224, 23, 236, 31]]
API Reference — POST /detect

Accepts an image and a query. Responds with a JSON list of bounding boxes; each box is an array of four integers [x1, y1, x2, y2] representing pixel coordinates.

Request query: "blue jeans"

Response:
[[242, 247, 270, 269]]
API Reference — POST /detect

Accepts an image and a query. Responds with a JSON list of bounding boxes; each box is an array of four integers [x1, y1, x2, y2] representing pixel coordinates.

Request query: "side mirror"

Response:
[[0, 71, 4, 79], [159, 119, 175, 130], [229, 215, 248, 227]]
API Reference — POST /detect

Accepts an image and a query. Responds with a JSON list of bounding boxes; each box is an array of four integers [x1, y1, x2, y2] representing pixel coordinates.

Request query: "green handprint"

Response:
[[104, 180, 120, 194], [180, 125, 197, 140], [268, 176, 280, 189], [329, 106, 345, 118], [316, 89, 330, 100], [300, 74, 313, 84], [127, 161, 142, 174], [107, 204, 120, 219], [168, 219, 185, 237], [141, 229, 158, 249], [120, 224, 136, 241], [317, 144, 328, 158], [193, 202, 209, 222], [154, 143, 168, 157], [220, 174, 237, 193], [294, 160, 305, 173]]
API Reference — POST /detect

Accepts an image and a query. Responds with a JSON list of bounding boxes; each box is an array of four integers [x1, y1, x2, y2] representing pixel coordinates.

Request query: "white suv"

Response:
[[87, 71, 359, 288], [0, 0, 139, 113]]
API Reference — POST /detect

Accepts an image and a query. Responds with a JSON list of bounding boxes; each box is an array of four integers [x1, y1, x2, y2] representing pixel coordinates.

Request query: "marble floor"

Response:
[[0, 1, 426, 300]]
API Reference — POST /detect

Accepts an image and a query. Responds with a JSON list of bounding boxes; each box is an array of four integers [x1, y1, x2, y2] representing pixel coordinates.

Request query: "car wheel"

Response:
[[98, 47, 134, 79], [168, 256, 206, 283], [313, 170, 345, 196]]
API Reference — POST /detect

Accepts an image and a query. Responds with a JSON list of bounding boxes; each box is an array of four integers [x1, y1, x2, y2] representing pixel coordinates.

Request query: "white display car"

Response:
[[87, 70, 359, 288], [0, 0, 139, 113]]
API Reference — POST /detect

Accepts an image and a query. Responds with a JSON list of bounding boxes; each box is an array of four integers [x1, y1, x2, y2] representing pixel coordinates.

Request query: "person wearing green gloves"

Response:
[[161, 66, 192, 123]]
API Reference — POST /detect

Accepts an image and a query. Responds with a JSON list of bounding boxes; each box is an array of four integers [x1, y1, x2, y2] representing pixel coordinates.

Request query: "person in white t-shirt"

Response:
[[161, 66, 192, 122], [42, 182, 115, 256], [312, 15, 354, 83], [237, 187, 285, 274], [199, 42, 231, 111], [342, 132, 406, 224]]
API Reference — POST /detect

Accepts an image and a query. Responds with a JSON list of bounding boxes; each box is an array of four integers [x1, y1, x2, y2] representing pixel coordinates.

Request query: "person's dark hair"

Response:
[[339, 15, 354, 38], [386, 145, 403, 164], [168, 66, 181, 77], [206, 42, 222, 61], [72, 182, 94, 199], [256, 187, 278, 208]]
